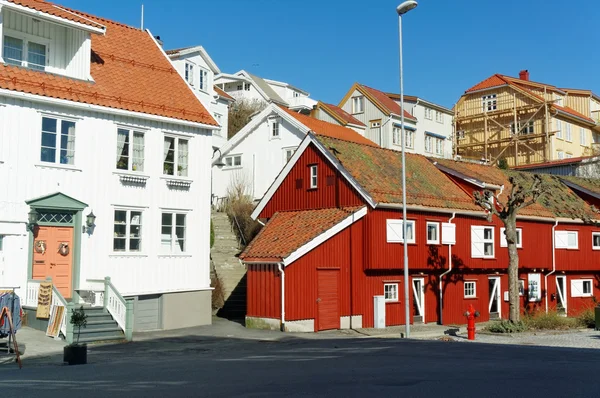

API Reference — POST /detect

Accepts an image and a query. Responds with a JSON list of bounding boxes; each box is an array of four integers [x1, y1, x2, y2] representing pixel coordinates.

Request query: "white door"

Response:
[[488, 277, 501, 319], [412, 278, 425, 323], [556, 275, 567, 316]]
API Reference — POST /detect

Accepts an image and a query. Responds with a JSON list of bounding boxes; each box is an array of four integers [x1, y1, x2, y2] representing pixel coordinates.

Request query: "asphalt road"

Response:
[[1, 335, 599, 397]]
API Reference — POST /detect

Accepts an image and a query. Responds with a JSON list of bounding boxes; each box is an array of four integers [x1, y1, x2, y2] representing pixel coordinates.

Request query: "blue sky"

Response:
[[60, 0, 599, 108]]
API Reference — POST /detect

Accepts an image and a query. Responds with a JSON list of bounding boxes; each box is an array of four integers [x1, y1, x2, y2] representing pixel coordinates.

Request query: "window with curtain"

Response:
[[3, 36, 23, 66], [113, 209, 142, 252], [40, 116, 76, 165], [116, 128, 144, 172], [163, 136, 189, 177], [161, 212, 186, 253]]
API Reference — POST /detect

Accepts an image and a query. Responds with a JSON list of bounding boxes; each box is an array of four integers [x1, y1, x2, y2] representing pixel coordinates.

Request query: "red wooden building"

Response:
[[240, 127, 600, 332]]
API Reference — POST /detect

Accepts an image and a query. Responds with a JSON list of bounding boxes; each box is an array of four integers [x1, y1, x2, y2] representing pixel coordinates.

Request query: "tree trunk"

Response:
[[504, 216, 520, 322]]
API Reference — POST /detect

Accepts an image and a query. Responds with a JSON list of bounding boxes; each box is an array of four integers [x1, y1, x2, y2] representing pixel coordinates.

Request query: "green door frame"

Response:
[[26, 192, 88, 300]]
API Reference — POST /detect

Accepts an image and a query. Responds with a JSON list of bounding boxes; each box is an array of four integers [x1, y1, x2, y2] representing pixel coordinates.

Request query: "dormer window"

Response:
[[185, 62, 195, 86], [198, 68, 208, 92], [3, 35, 47, 71]]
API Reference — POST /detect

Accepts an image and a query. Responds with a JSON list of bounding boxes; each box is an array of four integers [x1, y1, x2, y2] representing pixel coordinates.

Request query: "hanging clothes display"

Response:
[[0, 291, 22, 338]]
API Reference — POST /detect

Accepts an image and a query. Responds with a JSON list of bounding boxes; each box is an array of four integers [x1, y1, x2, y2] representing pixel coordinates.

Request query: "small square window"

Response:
[[386, 220, 416, 244], [384, 283, 398, 302], [464, 281, 476, 298], [500, 228, 522, 248], [351, 96, 364, 114], [593, 233, 600, 250], [426, 222, 439, 245]]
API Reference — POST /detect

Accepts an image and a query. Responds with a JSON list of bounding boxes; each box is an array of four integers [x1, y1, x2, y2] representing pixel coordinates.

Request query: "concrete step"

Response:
[[84, 312, 113, 322], [85, 320, 121, 331], [77, 334, 126, 344]]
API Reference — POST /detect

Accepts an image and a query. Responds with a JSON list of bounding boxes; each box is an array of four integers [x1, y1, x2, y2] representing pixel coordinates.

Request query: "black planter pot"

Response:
[[64, 344, 87, 365]]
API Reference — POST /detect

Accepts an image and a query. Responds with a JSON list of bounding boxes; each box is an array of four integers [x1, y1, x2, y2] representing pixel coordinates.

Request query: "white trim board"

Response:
[[283, 206, 367, 266]]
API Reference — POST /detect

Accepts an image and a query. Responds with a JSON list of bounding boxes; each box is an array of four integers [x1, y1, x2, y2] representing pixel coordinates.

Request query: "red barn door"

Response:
[[317, 269, 339, 331]]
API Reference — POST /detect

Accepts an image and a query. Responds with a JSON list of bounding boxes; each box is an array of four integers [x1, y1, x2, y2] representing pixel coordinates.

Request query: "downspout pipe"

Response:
[[545, 220, 559, 313], [438, 212, 456, 325], [277, 263, 285, 331]]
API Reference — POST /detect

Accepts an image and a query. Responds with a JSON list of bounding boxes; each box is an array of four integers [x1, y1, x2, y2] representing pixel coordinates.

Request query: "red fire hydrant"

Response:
[[464, 304, 480, 340]]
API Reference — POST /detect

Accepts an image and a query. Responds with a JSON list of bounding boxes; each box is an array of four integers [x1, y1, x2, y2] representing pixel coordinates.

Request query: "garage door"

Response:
[[134, 294, 162, 331], [317, 269, 339, 331]]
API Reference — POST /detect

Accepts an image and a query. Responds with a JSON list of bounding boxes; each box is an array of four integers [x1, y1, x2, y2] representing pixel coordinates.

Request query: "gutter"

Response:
[[277, 263, 285, 332], [439, 212, 456, 325], [545, 220, 559, 313]]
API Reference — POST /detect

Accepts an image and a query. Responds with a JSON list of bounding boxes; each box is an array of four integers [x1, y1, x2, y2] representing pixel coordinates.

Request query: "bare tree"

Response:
[[228, 99, 267, 139], [225, 171, 261, 249], [474, 174, 549, 323]]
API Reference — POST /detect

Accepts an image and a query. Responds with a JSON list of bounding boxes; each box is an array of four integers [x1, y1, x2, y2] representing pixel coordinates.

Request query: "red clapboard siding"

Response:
[[246, 264, 281, 319], [555, 224, 600, 272], [259, 143, 364, 219]]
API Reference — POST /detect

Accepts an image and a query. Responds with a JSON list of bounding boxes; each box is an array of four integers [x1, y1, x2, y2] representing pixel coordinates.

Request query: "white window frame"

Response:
[[571, 279, 593, 298], [116, 127, 145, 172], [386, 219, 416, 244], [565, 123, 572, 142], [271, 121, 280, 138], [592, 232, 600, 250], [184, 62, 195, 86], [384, 283, 398, 302], [160, 211, 187, 254], [566, 153, 573, 159], [370, 120, 381, 129], [580, 127, 586, 146], [518, 279, 525, 296], [471, 226, 494, 258], [435, 111, 443, 123], [309, 165, 318, 189], [283, 147, 297, 163], [482, 94, 497, 112], [113, 209, 143, 253], [426, 222, 440, 245], [163, 135, 190, 177], [3, 30, 49, 71], [557, 151, 564, 160], [555, 230, 578, 249], [435, 138, 443, 155], [556, 120, 562, 139], [351, 96, 364, 114], [198, 67, 209, 92], [424, 136, 432, 153], [224, 154, 242, 169], [464, 281, 476, 298], [528, 273, 542, 302], [424, 108, 432, 120], [393, 127, 400, 145], [40, 115, 77, 166], [500, 227, 522, 248], [244, 83, 251, 91], [405, 130, 414, 149]]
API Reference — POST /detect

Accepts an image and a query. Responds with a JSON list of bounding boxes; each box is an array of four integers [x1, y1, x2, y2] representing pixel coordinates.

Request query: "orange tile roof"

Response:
[[8, 0, 106, 29], [240, 207, 363, 262], [0, 1, 217, 126], [360, 84, 416, 121], [214, 86, 234, 101], [321, 102, 365, 127], [513, 155, 597, 170], [464, 74, 509, 93], [316, 136, 481, 211], [432, 158, 597, 219], [279, 106, 377, 147], [553, 103, 595, 123]]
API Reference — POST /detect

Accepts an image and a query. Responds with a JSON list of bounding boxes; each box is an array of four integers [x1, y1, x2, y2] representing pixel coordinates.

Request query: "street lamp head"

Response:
[[397, 0, 418, 15]]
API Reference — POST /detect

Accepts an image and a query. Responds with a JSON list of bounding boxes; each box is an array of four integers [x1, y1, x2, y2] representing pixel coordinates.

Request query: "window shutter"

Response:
[[571, 280, 584, 297], [441, 223, 456, 245], [295, 178, 303, 189], [386, 220, 403, 243], [500, 228, 507, 247], [567, 232, 577, 248], [555, 231, 568, 249], [471, 226, 484, 258]]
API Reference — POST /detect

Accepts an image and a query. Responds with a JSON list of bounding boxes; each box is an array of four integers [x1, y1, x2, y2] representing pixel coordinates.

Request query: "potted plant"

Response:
[[63, 306, 88, 365]]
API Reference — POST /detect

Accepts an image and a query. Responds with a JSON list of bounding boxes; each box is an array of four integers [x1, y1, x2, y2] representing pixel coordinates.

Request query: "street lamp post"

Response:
[[397, 0, 417, 338]]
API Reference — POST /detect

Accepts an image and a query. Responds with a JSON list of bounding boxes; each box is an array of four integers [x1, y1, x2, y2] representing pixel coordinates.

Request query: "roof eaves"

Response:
[[561, 179, 600, 201]]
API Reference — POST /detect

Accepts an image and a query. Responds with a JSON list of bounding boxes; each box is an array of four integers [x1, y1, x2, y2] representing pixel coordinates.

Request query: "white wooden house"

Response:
[[0, 0, 218, 336], [215, 70, 316, 113], [167, 46, 234, 149], [211, 104, 375, 202]]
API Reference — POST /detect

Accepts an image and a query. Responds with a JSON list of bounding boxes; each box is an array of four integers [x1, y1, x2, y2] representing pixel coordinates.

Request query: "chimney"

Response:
[[154, 35, 163, 48], [519, 70, 529, 81]]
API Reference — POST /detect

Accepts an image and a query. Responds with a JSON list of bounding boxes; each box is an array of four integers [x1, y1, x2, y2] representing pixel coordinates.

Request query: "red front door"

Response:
[[317, 269, 339, 331], [32, 226, 74, 299]]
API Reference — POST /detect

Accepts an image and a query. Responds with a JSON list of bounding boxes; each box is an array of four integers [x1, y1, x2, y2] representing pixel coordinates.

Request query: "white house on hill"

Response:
[[215, 70, 317, 113], [166, 46, 234, 149], [0, 0, 217, 335]]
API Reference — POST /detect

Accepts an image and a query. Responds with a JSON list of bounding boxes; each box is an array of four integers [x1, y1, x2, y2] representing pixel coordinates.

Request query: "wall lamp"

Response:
[[83, 211, 96, 233], [27, 209, 39, 231]]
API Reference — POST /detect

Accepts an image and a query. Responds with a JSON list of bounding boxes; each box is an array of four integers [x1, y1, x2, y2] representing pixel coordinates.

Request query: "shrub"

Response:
[[576, 308, 595, 329], [487, 320, 527, 333], [225, 172, 262, 248], [524, 311, 577, 330], [210, 219, 215, 249]]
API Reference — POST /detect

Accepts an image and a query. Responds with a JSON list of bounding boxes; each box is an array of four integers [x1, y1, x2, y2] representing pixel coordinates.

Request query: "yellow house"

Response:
[[454, 70, 600, 166]]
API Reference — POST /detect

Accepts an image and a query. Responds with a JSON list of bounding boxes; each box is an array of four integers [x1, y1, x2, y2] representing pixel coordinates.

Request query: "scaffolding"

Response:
[[454, 86, 556, 167]]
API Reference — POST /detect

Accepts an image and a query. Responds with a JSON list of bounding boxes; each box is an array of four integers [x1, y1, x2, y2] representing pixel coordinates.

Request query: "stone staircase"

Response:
[[76, 307, 126, 344], [211, 210, 247, 320]]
